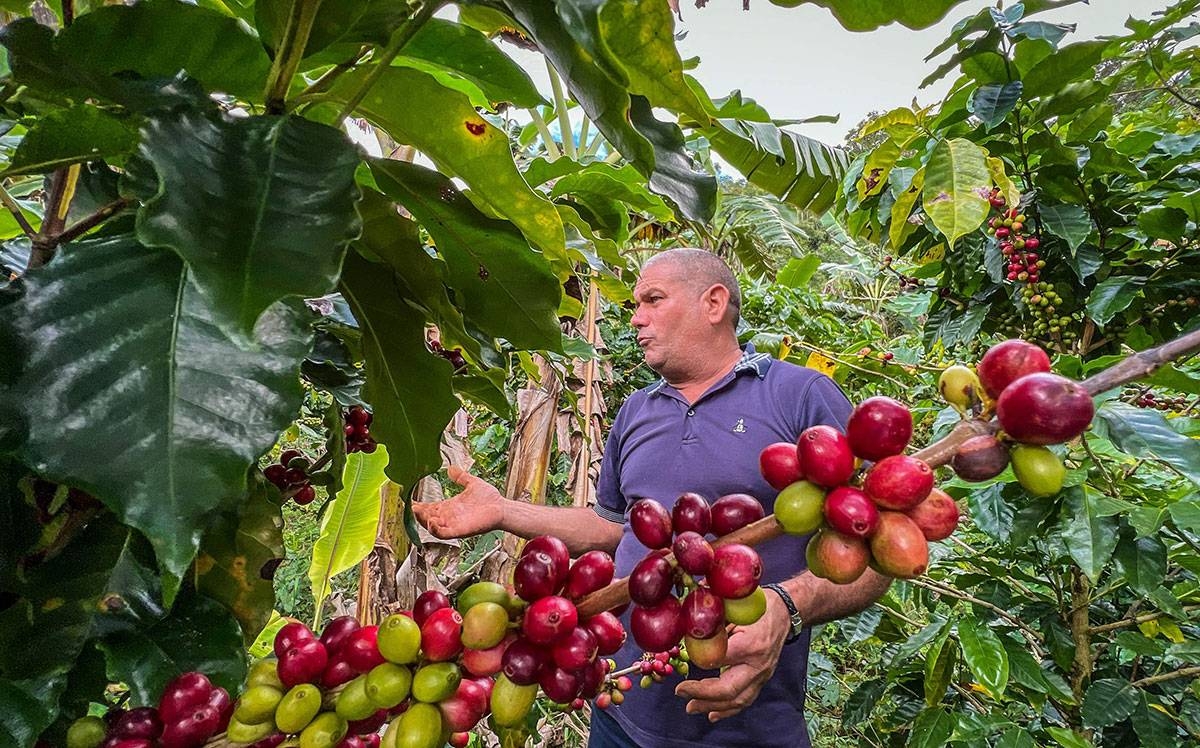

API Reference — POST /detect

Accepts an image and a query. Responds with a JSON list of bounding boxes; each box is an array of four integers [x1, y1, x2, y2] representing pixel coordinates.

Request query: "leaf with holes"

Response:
[[309, 447, 388, 617], [0, 234, 312, 584], [135, 111, 361, 337]]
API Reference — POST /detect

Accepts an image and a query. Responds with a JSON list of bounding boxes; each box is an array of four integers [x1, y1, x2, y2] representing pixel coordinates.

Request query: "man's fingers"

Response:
[[447, 464, 474, 487]]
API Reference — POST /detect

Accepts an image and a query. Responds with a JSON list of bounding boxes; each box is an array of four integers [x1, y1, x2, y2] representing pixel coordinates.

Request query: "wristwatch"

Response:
[[763, 583, 805, 645]]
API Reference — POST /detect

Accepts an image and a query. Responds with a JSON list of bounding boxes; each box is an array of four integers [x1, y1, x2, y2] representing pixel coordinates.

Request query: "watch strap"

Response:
[[763, 583, 804, 645]]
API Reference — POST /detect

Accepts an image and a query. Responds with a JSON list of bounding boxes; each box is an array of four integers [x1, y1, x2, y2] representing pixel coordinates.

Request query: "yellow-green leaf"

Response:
[[858, 138, 901, 199], [922, 138, 990, 247], [889, 167, 925, 249], [986, 156, 1021, 208], [327, 66, 565, 259], [308, 446, 389, 617]]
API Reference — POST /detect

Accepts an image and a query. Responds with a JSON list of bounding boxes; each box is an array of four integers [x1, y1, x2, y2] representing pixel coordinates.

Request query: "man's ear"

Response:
[[702, 283, 730, 325]]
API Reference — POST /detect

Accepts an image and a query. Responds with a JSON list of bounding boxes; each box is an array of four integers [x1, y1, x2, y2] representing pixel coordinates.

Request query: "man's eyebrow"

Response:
[[634, 285, 665, 299]]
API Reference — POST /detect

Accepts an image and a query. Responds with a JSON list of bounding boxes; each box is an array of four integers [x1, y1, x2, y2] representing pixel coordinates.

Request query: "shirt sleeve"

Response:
[[593, 398, 632, 525], [797, 373, 854, 433]]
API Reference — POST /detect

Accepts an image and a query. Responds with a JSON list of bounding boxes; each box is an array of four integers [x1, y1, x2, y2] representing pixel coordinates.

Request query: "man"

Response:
[[414, 249, 891, 747]]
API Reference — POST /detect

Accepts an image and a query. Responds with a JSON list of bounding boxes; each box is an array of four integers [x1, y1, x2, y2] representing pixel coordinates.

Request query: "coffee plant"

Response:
[[2, 0, 1199, 747]]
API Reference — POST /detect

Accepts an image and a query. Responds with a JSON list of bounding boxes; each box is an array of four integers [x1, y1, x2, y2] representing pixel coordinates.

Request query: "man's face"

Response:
[[630, 262, 705, 375]]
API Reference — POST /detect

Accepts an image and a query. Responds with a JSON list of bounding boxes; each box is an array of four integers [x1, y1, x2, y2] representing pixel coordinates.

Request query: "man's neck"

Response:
[[666, 342, 744, 403]]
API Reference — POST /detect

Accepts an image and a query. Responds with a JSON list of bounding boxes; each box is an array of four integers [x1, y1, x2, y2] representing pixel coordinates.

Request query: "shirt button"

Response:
[[686, 408, 695, 417]]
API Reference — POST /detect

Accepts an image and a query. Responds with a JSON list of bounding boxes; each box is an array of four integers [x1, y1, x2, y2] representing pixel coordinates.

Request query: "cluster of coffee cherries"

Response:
[[66, 673, 233, 748], [343, 406, 377, 454], [1125, 388, 1190, 413], [759, 407, 958, 587], [940, 339, 1095, 498], [634, 647, 687, 690], [986, 190, 1044, 285], [428, 340, 467, 372], [1018, 281, 1078, 344], [263, 449, 317, 505], [880, 256, 924, 292], [627, 494, 767, 669], [503, 537, 626, 712]]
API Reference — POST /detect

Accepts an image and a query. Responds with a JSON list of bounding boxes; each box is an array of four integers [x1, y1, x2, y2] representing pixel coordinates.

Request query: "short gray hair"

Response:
[[643, 249, 741, 327]]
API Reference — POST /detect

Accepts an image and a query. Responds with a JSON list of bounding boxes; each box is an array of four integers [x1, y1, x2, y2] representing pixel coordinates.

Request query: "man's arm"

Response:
[[674, 568, 891, 721], [412, 465, 624, 556]]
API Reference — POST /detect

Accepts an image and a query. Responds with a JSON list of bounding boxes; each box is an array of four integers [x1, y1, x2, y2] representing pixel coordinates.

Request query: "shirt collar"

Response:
[[646, 343, 771, 396]]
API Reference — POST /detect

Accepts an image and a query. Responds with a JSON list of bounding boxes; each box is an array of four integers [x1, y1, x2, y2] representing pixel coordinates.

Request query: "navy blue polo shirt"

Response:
[[592, 345, 853, 748]]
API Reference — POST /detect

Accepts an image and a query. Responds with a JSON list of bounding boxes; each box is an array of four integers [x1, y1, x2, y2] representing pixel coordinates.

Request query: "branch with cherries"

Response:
[[65, 331, 1200, 748]]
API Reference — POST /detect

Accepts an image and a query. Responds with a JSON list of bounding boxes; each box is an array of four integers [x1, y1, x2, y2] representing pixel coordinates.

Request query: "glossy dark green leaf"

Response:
[[1086, 276, 1145, 327], [4, 105, 136, 177], [1022, 39, 1108, 98], [841, 678, 885, 726], [0, 234, 312, 582], [969, 81, 1023, 129], [369, 160, 563, 352], [1164, 189, 1200, 222], [453, 370, 513, 420], [1114, 631, 1165, 657], [353, 190, 480, 361], [0, 515, 160, 728], [1067, 243, 1102, 282], [769, 0, 972, 31], [99, 590, 245, 703], [327, 66, 566, 256], [968, 484, 1014, 541], [548, 163, 674, 221], [562, 0, 707, 121], [1038, 203, 1092, 251], [0, 679, 51, 748], [1114, 531, 1167, 597], [0, 4, 271, 103], [924, 630, 957, 705], [958, 615, 1009, 697], [136, 111, 361, 336], [1094, 403, 1200, 486], [1132, 693, 1180, 747], [1137, 206, 1189, 244], [1082, 678, 1138, 729], [1058, 487, 1119, 583], [995, 727, 1036, 748], [338, 251, 459, 492], [196, 477, 284, 644], [909, 707, 956, 748], [254, 0, 369, 58], [501, 0, 715, 222], [396, 19, 546, 109], [842, 606, 882, 643]]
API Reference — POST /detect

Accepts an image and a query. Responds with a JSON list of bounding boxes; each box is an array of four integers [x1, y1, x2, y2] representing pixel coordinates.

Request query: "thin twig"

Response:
[[1131, 666, 1200, 689], [334, 1, 441, 126], [909, 577, 1047, 657], [0, 184, 37, 238], [1089, 605, 1200, 635], [55, 198, 132, 246]]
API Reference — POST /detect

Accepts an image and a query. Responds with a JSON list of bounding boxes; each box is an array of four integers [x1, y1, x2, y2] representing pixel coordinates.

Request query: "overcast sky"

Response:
[[492, 1, 1177, 147]]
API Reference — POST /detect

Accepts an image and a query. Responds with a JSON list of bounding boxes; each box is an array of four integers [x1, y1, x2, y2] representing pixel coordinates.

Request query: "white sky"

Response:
[[491, 1, 1176, 147]]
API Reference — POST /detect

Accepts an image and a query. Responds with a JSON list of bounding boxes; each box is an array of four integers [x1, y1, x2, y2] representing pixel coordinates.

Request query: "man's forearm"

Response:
[[776, 568, 892, 627], [500, 501, 623, 556]]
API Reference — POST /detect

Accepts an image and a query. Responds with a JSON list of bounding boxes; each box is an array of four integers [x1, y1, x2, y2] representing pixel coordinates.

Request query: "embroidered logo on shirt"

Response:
[[732, 418, 746, 433]]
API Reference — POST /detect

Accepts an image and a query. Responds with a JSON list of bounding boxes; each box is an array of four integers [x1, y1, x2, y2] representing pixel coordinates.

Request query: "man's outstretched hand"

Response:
[[412, 465, 505, 539], [673, 590, 791, 722]]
